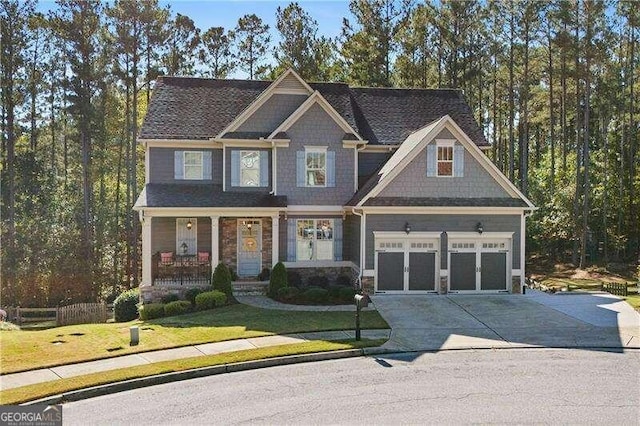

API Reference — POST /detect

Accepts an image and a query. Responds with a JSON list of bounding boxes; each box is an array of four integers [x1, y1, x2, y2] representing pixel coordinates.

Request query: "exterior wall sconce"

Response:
[[181, 242, 188, 255], [476, 222, 484, 234], [186, 220, 193, 230], [247, 222, 252, 235], [404, 222, 411, 234]]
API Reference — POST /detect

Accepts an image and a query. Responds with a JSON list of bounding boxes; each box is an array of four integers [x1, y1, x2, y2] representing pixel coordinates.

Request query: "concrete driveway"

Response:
[[371, 290, 640, 352]]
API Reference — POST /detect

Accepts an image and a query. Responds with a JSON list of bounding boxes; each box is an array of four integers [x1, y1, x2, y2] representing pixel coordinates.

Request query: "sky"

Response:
[[36, 0, 352, 78]]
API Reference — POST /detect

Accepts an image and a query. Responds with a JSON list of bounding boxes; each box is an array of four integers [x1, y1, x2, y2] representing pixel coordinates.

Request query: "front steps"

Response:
[[232, 281, 269, 296]]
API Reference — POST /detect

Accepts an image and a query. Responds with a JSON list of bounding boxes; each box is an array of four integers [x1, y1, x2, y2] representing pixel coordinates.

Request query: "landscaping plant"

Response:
[[113, 288, 139, 322], [164, 300, 192, 317], [269, 262, 288, 298], [139, 303, 165, 320], [160, 293, 180, 304], [212, 263, 234, 301], [195, 290, 228, 311], [185, 287, 206, 307]]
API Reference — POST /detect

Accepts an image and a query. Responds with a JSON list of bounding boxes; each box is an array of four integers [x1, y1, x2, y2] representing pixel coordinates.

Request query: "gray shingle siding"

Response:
[[276, 104, 355, 205], [236, 94, 307, 134], [149, 148, 221, 184], [345, 214, 360, 266], [225, 148, 272, 192], [378, 129, 510, 199], [151, 217, 211, 253], [364, 214, 521, 270]]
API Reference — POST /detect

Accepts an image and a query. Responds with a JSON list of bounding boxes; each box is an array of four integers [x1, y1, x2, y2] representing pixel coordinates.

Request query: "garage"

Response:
[[448, 232, 512, 293], [374, 232, 440, 293]]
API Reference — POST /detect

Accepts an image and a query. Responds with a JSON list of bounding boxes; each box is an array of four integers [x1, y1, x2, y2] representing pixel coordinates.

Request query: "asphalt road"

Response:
[[63, 349, 640, 425]]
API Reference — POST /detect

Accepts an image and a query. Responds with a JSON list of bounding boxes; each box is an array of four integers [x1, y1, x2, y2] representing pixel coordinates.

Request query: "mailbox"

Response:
[[354, 294, 369, 308]]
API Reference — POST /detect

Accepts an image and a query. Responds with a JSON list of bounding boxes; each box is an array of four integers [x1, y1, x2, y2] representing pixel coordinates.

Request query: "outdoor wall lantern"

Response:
[[247, 222, 252, 235], [476, 222, 484, 234], [186, 219, 193, 230], [404, 222, 411, 234], [181, 242, 188, 255]]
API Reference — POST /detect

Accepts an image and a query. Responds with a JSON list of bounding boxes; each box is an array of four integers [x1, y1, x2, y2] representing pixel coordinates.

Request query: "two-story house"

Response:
[[134, 69, 534, 303]]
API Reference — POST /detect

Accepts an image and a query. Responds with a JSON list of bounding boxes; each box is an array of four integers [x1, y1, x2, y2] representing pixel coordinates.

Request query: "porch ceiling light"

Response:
[[186, 220, 193, 230], [476, 222, 484, 234], [404, 222, 411, 234]]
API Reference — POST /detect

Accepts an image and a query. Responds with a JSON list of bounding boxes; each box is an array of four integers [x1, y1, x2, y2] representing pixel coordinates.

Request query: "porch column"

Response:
[[271, 214, 279, 266], [211, 216, 220, 267], [141, 215, 152, 286]]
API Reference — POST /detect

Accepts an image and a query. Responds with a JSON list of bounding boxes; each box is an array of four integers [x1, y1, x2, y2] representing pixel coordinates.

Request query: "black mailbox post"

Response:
[[354, 294, 368, 341]]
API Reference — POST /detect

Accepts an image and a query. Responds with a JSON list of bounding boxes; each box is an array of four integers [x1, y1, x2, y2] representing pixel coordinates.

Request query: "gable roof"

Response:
[[139, 73, 489, 147], [268, 91, 364, 140], [348, 115, 535, 209]]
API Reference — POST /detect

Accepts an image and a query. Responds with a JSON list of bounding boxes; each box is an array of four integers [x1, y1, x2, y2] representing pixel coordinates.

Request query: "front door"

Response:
[[238, 219, 262, 277]]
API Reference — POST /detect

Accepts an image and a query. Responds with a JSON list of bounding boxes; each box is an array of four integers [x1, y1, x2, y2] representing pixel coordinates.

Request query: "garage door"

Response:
[[375, 234, 439, 293], [448, 237, 510, 292]]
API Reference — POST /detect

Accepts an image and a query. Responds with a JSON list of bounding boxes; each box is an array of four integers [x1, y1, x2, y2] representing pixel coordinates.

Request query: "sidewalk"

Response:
[[0, 329, 390, 391]]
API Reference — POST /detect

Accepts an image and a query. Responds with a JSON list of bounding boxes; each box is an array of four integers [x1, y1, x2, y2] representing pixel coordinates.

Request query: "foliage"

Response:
[[307, 275, 329, 289], [338, 287, 356, 303], [327, 285, 343, 300], [211, 263, 233, 300], [113, 288, 139, 322], [336, 275, 353, 287], [184, 287, 206, 307], [258, 267, 271, 281], [286, 270, 302, 289], [268, 262, 288, 298], [301, 287, 329, 305], [163, 300, 192, 317], [195, 290, 227, 311], [276, 286, 300, 303], [234, 13, 270, 79], [160, 293, 180, 304], [139, 303, 165, 320]]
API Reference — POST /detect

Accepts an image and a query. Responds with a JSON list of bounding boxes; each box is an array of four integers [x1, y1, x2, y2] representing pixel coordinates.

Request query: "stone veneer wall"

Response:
[[288, 267, 358, 288], [511, 276, 522, 294], [220, 217, 273, 277]]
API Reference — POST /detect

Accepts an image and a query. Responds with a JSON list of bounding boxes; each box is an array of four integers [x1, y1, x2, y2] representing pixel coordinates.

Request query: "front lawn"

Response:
[[0, 304, 388, 374]]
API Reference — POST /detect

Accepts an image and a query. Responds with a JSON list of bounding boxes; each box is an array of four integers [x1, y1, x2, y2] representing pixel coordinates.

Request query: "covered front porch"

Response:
[[140, 210, 282, 291]]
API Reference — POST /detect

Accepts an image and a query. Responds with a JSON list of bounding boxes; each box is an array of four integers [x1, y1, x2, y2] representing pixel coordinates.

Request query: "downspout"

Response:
[[352, 207, 365, 290], [270, 140, 277, 195]]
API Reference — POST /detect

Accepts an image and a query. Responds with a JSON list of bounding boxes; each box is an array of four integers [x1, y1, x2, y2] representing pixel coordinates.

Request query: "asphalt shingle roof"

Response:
[[135, 184, 287, 208], [362, 197, 529, 207], [139, 76, 489, 147]]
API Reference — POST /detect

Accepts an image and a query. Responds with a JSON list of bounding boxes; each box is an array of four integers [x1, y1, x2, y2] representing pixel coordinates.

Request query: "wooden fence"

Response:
[[5, 303, 108, 326]]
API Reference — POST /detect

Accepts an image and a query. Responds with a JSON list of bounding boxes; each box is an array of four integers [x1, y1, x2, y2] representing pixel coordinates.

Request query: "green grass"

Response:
[[0, 304, 388, 374], [0, 339, 384, 405], [538, 277, 640, 311]]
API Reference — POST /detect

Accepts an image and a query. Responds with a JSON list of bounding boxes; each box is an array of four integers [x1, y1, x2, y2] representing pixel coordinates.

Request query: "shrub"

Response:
[[336, 275, 352, 287], [308, 275, 329, 289], [212, 263, 234, 301], [195, 290, 227, 311], [258, 267, 271, 281], [276, 286, 300, 303], [339, 287, 356, 303], [286, 270, 302, 288], [139, 303, 165, 320], [113, 288, 139, 322], [228, 266, 239, 281], [161, 293, 180, 304], [164, 300, 192, 317], [185, 287, 206, 307], [301, 287, 329, 305], [269, 262, 288, 298], [327, 285, 343, 300]]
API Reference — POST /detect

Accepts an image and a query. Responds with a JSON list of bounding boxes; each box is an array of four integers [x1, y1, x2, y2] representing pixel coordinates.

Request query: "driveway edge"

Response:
[[23, 349, 366, 406]]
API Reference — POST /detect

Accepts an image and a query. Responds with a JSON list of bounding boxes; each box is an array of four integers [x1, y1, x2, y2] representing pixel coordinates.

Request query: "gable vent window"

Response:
[[437, 142, 453, 176], [427, 140, 464, 178]]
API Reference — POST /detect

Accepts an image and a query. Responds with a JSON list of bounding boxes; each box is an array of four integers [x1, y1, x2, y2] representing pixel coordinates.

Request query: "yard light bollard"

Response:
[[354, 294, 368, 341], [130, 325, 140, 346]]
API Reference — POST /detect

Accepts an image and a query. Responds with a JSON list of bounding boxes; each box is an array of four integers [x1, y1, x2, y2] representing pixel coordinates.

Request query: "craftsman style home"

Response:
[[134, 69, 534, 302]]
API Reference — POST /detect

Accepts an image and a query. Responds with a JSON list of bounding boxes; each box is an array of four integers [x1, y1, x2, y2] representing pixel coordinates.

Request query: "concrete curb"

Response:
[[23, 349, 366, 406]]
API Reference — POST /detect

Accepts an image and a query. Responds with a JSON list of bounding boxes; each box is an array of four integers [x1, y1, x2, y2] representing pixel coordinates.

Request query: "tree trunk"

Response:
[[548, 22, 556, 190], [508, 6, 516, 182]]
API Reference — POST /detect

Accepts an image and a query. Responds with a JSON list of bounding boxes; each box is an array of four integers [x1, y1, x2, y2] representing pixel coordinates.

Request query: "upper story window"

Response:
[[437, 141, 454, 177], [240, 151, 260, 187], [184, 151, 203, 180], [306, 148, 326, 187]]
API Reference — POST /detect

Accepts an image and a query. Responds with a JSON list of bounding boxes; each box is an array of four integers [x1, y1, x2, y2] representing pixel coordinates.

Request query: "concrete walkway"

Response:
[[235, 295, 374, 311], [372, 290, 640, 352], [0, 329, 390, 391]]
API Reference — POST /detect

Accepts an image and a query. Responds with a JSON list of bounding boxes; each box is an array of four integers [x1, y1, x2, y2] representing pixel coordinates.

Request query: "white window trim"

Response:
[[296, 218, 334, 261], [239, 150, 260, 187], [183, 151, 203, 180], [304, 146, 328, 188], [436, 140, 455, 178]]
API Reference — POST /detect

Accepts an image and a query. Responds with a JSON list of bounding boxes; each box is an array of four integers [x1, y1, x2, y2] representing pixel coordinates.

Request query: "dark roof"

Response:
[[140, 76, 488, 146], [135, 184, 287, 208], [362, 197, 529, 207]]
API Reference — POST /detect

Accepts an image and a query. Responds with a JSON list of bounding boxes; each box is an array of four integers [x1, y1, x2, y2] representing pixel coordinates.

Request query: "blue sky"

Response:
[[37, 0, 352, 78]]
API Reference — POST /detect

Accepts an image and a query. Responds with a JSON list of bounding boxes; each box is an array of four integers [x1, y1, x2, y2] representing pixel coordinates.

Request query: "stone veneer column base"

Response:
[[361, 277, 374, 294], [439, 276, 448, 294], [511, 276, 522, 294]]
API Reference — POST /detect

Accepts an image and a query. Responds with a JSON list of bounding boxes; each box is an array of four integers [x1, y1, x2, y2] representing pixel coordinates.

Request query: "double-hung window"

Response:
[[296, 219, 333, 261], [184, 151, 204, 180], [240, 150, 260, 187], [437, 141, 454, 177], [305, 148, 326, 187]]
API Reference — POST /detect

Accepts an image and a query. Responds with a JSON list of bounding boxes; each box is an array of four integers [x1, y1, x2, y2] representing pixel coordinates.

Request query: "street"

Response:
[[63, 348, 640, 425]]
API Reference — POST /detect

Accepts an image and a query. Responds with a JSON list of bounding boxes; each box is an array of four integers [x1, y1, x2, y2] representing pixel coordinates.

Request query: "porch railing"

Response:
[[152, 253, 212, 286]]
